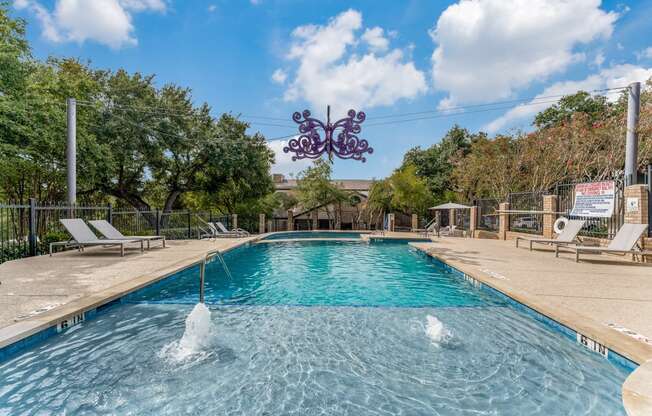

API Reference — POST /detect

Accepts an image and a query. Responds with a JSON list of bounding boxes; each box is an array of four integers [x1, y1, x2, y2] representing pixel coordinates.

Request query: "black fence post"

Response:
[[187, 210, 192, 239], [155, 209, 161, 236], [28, 198, 37, 256], [107, 203, 113, 224]]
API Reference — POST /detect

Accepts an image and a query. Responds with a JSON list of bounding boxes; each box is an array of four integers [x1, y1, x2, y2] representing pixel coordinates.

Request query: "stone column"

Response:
[[388, 213, 395, 232], [449, 209, 456, 228], [411, 214, 418, 231], [259, 213, 265, 234], [498, 202, 510, 240], [624, 185, 649, 225], [542, 194, 558, 239], [231, 214, 238, 230], [469, 206, 478, 238], [311, 209, 318, 230], [287, 209, 294, 231], [624, 185, 649, 260]]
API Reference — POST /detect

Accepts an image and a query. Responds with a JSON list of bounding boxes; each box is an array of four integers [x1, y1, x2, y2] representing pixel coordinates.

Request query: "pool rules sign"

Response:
[[570, 181, 616, 218]]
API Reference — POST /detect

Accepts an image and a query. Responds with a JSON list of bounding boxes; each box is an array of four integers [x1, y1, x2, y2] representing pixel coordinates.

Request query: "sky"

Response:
[[11, 0, 652, 179]]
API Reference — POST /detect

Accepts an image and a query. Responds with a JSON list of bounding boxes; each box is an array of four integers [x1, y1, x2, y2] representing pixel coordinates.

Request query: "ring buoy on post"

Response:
[[554, 217, 569, 235]]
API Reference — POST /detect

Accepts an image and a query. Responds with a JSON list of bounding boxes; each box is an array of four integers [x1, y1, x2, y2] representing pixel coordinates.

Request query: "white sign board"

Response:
[[570, 181, 615, 218]]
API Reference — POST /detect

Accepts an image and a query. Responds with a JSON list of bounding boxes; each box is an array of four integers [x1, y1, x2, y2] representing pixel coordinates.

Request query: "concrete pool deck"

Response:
[[410, 237, 652, 416], [0, 237, 257, 348]]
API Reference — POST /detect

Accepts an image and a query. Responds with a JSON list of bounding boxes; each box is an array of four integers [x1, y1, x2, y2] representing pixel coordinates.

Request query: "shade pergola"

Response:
[[429, 202, 471, 210]]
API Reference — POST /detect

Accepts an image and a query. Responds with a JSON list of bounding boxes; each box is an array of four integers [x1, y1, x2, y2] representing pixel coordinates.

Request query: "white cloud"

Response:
[[636, 47, 652, 61], [431, 0, 618, 108], [268, 139, 312, 177], [14, 0, 166, 49], [485, 64, 652, 132], [281, 9, 427, 114], [594, 51, 605, 67], [207, 4, 217, 13], [271, 68, 287, 84], [361, 27, 388, 52]]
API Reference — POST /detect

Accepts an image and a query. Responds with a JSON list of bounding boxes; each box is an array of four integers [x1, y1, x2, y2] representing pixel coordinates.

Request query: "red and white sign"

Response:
[[570, 181, 616, 218]]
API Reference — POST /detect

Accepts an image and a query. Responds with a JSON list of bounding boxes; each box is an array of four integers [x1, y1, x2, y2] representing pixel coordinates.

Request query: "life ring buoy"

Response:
[[554, 217, 569, 235]]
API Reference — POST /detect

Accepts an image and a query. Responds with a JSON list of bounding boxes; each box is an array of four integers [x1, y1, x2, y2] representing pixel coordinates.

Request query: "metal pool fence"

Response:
[[0, 200, 233, 263], [474, 198, 500, 232], [508, 191, 545, 235]]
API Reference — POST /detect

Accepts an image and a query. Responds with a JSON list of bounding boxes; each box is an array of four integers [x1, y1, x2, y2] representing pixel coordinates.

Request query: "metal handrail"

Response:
[[198, 248, 233, 303]]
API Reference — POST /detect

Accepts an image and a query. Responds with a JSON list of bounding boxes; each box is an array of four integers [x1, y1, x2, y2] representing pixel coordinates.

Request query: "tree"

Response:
[[533, 91, 611, 129], [402, 125, 474, 199], [295, 159, 348, 223], [365, 165, 433, 224]]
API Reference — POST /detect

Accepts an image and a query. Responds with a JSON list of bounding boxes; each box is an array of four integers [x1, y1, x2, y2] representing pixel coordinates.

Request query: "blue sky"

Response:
[[12, 0, 652, 179]]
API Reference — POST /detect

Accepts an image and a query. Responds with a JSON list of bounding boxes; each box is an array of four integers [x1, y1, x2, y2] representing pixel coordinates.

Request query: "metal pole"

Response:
[[625, 82, 641, 185], [66, 98, 77, 205]]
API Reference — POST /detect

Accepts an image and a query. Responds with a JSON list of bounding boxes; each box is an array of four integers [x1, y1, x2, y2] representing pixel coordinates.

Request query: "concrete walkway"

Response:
[[0, 238, 255, 332]]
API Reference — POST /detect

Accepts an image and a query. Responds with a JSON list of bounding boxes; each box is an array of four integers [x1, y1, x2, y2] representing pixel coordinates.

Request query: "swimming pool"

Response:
[[0, 241, 629, 415]]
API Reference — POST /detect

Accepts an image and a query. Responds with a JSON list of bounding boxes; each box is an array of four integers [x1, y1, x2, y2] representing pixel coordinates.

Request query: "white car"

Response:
[[513, 216, 539, 229]]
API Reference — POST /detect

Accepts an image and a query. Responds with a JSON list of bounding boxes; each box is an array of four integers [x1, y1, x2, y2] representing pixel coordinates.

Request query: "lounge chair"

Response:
[[89, 220, 166, 249], [50, 219, 143, 257], [515, 219, 586, 251], [202, 222, 240, 238], [415, 221, 440, 237], [557, 223, 650, 262], [214, 222, 249, 237]]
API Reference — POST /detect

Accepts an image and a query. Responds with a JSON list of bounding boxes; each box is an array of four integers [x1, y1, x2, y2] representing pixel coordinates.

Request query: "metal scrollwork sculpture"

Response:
[[283, 105, 373, 162]]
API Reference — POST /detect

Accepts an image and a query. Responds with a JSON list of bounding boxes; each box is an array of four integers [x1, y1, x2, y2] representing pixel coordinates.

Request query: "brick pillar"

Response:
[[469, 206, 478, 238], [311, 209, 318, 230], [542, 195, 558, 239], [287, 209, 294, 231], [411, 214, 418, 230], [498, 202, 510, 240], [624, 185, 649, 225], [232, 214, 238, 230], [624, 185, 649, 257], [388, 213, 395, 231], [259, 213, 265, 234]]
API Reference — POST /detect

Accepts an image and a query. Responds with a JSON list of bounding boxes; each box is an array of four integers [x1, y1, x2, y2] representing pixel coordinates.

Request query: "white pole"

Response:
[[625, 82, 640, 185], [66, 98, 77, 205]]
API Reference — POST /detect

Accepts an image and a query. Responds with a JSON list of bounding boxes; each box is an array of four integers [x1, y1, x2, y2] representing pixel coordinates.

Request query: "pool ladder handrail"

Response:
[[198, 249, 233, 303]]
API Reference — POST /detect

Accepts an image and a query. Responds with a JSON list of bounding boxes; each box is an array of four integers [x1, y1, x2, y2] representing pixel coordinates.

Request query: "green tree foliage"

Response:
[[533, 91, 611, 129], [295, 159, 348, 212], [0, 5, 275, 213], [401, 125, 474, 199], [366, 165, 433, 220]]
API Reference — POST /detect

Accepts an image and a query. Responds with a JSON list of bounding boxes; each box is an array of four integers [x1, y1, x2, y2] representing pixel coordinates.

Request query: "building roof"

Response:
[[273, 175, 374, 191]]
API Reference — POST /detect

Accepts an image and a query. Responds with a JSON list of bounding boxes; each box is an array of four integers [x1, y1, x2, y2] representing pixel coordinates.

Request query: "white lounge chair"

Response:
[[89, 220, 166, 249], [557, 223, 650, 262], [214, 222, 249, 237], [201, 222, 239, 238], [515, 219, 586, 251], [50, 219, 143, 256], [416, 221, 440, 237]]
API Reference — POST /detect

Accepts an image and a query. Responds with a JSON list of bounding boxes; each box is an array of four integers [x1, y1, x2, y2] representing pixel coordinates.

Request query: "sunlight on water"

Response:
[[425, 315, 450, 346], [160, 303, 214, 363]]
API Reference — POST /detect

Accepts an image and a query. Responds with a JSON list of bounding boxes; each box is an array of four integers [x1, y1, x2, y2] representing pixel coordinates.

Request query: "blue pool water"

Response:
[[0, 241, 629, 415], [260, 231, 363, 240]]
